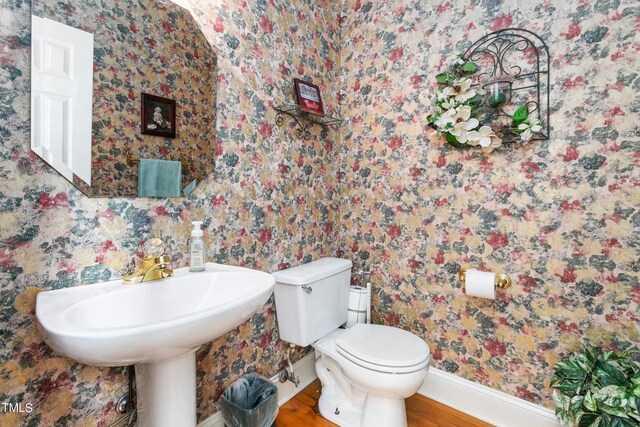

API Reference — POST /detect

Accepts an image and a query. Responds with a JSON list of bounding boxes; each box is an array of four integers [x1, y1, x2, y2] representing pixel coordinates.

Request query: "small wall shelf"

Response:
[[274, 103, 343, 139]]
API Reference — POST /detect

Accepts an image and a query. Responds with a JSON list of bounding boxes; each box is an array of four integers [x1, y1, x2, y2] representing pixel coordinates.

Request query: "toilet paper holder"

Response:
[[457, 267, 512, 290]]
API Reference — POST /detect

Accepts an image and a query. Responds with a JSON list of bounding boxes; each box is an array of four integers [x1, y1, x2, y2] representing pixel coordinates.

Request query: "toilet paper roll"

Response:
[[346, 286, 370, 328], [348, 286, 369, 310], [465, 269, 496, 299]]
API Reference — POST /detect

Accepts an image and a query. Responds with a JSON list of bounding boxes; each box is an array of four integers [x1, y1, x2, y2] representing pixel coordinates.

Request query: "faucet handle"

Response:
[[143, 238, 165, 258]]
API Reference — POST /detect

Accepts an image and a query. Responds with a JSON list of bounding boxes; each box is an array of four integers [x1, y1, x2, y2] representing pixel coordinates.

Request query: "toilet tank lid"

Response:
[[272, 258, 352, 285]]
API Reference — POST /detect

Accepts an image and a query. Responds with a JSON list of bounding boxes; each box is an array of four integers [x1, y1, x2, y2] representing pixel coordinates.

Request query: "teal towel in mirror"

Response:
[[138, 158, 182, 197]]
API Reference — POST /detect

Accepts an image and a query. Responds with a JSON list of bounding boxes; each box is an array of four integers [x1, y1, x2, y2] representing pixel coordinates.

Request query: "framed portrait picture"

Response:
[[141, 93, 176, 138], [293, 78, 324, 116]]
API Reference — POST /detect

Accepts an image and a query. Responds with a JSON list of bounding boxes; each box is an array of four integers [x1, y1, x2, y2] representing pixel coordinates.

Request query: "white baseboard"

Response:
[[197, 404, 224, 427], [419, 367, 560, 427], [198, 351, 318, 427]]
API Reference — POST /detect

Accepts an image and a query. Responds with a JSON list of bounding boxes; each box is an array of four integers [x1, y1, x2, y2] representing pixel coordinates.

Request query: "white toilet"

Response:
[[273, 258, 430, 427]]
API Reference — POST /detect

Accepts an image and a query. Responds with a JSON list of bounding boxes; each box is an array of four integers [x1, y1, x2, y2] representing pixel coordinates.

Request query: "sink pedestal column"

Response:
[[135, 350, 197, 427]]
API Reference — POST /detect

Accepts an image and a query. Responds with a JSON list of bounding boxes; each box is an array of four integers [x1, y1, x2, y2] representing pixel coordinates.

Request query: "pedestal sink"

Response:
[[36, 263, 275, 427]]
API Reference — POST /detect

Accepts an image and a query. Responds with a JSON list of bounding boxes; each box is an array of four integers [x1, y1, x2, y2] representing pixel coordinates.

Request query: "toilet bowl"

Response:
[[273, 258, 430, 427], [314, 325, 429, 427]]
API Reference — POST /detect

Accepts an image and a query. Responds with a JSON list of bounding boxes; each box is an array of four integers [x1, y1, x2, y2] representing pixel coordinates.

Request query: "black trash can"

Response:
[[220, 373, 278, 427]]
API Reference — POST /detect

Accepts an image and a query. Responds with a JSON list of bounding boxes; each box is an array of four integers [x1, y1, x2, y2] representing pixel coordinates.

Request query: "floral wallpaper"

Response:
[[1, 0, 340, 425], [1, 0, 638, 425], [33, 0, 217, 197], [338, 0, 639, 408]]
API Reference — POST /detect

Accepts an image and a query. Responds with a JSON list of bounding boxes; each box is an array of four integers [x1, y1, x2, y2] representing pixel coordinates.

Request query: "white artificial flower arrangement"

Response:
[[427, 55, 543, 152], [517, 115, 543, 142]]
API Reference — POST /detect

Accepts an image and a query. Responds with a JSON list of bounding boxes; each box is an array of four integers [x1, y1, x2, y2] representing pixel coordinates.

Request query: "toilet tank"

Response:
[[273, 258, 352, 347]]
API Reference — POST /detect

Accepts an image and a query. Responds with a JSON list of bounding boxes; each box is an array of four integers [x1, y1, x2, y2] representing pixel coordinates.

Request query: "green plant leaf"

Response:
[[553, 359, 589, 382], [551, 373, 585, 397], [596, 361, 628, 386], [577, 353, 597, 372], [555, 380, 587, 396], [632, 372, 640, 389], [553, 390, 570, 408], [585, 390, 598, 412], [462, 60, 478, 73], [513, 106, 529, 125], [572, 395, 586, 414], [601, 405, 631, 419], [445, 132, 463, 146], [609, 416, 638, 427], [556, 407, 572, 426], [617, 357, 640, 374], [586, 346, 604, 365], [594, 385, 628, 405], [436, 72, 453, 84], [555, 359, 587, 379], [467, 94, 483, 107], [578, 413, 600, 427], [630, 395, 639, 410]]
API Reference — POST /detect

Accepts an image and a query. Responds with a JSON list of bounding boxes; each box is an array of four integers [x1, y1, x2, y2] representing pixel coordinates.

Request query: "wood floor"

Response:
[[276, 379, 493, 427]]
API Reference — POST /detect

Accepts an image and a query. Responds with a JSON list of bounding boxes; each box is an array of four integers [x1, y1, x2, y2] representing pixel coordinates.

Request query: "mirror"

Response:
[[31, 0, 217, 197]]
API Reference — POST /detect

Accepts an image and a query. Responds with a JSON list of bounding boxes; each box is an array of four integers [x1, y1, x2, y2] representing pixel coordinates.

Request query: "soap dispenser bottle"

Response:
[[189, 221, 205, 272]]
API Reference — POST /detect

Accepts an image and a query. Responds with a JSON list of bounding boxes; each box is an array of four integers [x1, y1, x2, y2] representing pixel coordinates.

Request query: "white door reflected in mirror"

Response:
[[31, 15, 93, 186]]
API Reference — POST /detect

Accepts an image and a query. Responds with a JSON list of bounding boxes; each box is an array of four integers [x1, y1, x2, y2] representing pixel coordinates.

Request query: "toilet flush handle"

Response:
[[302, 285, 312, 294]]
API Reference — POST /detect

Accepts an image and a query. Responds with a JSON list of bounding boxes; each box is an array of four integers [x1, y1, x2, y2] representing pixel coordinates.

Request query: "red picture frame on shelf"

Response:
[[293, 78, 324, 116]]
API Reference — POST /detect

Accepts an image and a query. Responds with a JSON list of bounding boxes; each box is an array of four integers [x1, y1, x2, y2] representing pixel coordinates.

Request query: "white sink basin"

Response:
[[36, 262, 275, 426], [37, 263, 274, 366]]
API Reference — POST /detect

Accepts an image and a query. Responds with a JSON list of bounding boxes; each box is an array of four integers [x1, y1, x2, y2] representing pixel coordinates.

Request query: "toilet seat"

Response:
[[335, 324, 430, 374]]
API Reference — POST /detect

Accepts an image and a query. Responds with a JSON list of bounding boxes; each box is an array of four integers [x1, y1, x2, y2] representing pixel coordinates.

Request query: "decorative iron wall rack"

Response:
[[274, 103, 343, 140], [463, 28, 550, 143]]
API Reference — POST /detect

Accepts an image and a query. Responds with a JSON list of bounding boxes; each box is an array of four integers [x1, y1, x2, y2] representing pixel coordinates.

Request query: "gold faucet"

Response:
[[123, 238, 173, 284]]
